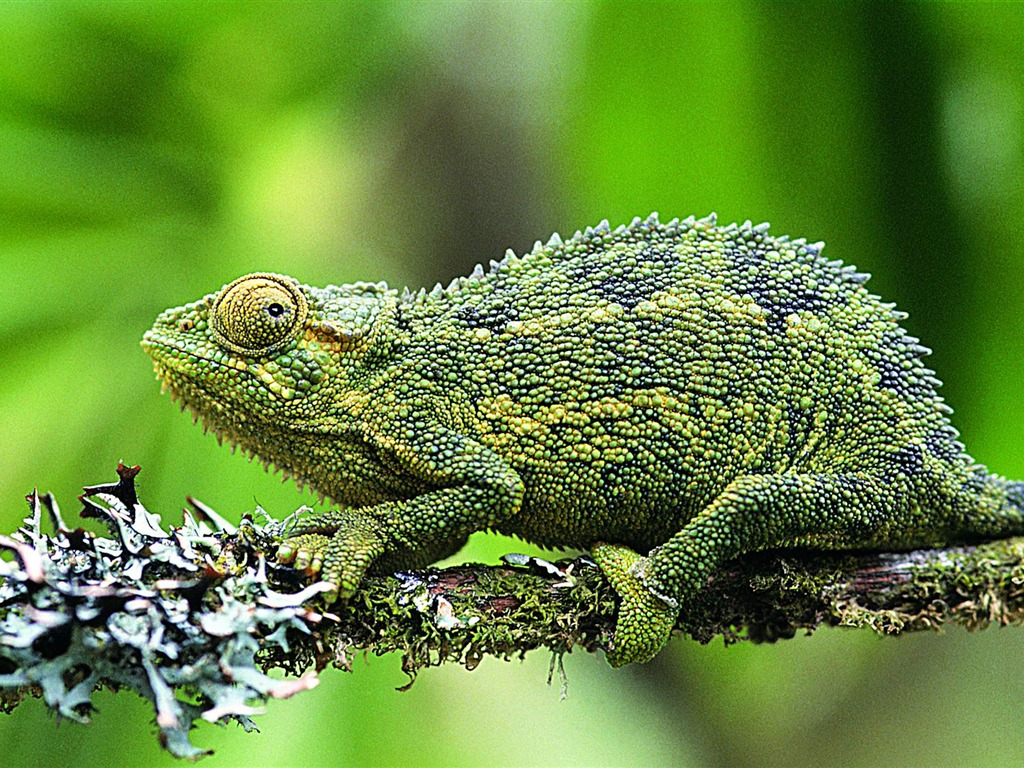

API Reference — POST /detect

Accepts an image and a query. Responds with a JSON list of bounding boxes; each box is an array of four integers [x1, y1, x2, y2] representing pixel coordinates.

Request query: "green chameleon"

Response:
[[142, 213, 1024, 666]]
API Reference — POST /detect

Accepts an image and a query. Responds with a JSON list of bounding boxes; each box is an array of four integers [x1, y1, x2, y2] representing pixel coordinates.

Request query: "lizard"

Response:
[[141, 213, 1024, 666]]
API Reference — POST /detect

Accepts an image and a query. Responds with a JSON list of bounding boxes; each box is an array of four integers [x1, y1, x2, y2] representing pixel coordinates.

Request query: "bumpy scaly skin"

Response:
[[143, 214, 1024, 666]]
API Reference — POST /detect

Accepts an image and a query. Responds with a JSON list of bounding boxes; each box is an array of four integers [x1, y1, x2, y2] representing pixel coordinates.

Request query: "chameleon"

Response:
[[141, 213, 1024, 666]]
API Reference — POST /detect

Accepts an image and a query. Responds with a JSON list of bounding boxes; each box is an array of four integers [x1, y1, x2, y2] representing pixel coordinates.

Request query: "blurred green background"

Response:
[[2, 1, 1024, 766]]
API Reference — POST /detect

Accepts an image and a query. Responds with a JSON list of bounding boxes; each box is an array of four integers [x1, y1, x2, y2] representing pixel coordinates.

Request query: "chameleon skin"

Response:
[[142, 214, 1024, 666]]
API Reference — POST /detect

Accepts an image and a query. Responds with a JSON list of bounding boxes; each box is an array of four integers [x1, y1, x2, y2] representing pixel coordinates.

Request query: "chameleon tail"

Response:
[[957, 471, 1024, 540]]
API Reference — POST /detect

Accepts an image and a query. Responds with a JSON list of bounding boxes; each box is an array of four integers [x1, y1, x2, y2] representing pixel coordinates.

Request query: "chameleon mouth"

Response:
[[149, 364, 236, 430], [141, 331, 239, 376], [142, 333, 333, 464], [141, 333, 249, 422]]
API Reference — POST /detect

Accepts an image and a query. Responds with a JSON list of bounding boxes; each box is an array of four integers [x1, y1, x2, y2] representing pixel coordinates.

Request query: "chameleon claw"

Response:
[[319, 581, 340, 604], [276, 522, 379, 603], [592, 542, 678, 666], [290, 547, 325, 575]]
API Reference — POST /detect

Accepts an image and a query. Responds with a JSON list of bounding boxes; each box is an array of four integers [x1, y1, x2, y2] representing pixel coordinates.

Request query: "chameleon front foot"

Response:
[[591, 542, 678, 666], [277, 511, 386, 602], [277, 533, 330, 573]]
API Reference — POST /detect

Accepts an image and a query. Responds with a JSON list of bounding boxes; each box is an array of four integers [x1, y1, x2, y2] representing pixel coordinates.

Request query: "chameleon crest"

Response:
[[143, 214, 1024, 665]]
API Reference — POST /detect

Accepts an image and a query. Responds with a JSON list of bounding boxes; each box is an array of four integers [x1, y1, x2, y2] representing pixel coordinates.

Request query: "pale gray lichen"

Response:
[[0, 464, 321, 760]]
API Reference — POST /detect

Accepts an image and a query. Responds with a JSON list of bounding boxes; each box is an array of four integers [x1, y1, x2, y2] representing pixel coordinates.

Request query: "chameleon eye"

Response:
[[212, 273, 308, 353]]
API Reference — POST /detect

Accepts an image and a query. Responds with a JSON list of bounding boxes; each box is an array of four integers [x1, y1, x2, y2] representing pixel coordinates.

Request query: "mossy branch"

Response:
[[337, 532, 1024, 667], [2, 464, 1024, 758]]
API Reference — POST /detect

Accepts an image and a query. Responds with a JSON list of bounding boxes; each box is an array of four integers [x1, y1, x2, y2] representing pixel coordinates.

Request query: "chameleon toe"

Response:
[[277, 533, 331, 573]]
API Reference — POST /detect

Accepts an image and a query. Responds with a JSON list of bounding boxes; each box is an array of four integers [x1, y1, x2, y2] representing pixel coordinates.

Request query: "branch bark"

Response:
[[1, 464, 1023, 757]]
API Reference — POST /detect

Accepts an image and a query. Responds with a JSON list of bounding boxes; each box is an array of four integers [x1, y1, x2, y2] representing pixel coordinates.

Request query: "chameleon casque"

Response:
[[142, 214, 1024, 666]]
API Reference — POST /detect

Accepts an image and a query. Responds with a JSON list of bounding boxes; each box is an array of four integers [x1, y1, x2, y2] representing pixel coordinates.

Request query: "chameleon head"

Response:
[[141, 272, 398, 474]]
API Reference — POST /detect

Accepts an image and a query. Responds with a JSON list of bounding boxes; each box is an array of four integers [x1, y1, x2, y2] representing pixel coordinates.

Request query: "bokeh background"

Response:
[[2, 2, 1024, 766]]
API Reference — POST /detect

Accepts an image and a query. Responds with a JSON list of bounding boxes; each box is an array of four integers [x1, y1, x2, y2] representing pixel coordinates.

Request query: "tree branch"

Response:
[[1, 464, 1023, 758]]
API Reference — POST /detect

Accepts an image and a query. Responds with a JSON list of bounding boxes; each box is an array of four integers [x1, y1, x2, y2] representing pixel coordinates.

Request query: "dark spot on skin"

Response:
[[739, 281, 826, 334], [724, 245, 766, 272], [1006, 481, 1024, 513], [395, 309, 413, 333], [925, 427, 962, 464], [871, 330, 931, 395], [961, 467, 990, 498], [890, 444, 924, 477], [724, 245, 853, 334], [457, 304, 519, 334], [457, 306, 481, 325], [564, 246, 680, 310], [592, 273, 663, 310]]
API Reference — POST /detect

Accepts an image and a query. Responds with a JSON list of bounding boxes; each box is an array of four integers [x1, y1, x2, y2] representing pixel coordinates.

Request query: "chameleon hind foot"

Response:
[[591, 542, 678, 667]]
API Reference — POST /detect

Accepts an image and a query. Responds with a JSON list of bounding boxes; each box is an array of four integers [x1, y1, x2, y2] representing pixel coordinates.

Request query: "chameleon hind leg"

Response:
[[594, 471, 904, 666]]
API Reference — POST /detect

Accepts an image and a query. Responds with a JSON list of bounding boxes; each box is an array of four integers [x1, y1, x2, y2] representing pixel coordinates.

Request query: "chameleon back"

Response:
[[399, 215, 964, 550]]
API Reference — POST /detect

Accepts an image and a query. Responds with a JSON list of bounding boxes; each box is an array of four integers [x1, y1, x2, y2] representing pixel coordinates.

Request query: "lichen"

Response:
[[0, 464, 322, 759]]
